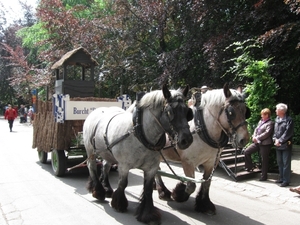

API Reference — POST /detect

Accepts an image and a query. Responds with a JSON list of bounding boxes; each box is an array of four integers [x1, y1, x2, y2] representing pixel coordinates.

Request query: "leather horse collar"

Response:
[[193, 106, 229, 148], [132, 92, 166, 151]]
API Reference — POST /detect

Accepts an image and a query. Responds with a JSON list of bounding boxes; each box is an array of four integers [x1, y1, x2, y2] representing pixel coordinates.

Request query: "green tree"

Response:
[[2, 0, 300, 117], [225, 39, 280, 170], [225, 40, 278, 134], [0, 1, 38, 105]]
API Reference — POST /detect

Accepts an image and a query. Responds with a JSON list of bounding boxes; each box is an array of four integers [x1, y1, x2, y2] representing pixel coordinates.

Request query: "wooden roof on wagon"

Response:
[[51, 47, 99, 69]]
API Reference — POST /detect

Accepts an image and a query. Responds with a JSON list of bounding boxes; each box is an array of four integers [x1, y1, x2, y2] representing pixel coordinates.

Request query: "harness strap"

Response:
[[104, 113, 133, 151], [133, 105, 166, 151], [162, 143, 181, 158], [194, 107, 228, 148]]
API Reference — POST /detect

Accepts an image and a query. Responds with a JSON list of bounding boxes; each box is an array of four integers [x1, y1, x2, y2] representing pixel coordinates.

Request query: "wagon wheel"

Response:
[[51, 149, 66, 177], [38, 149, 48, 164]]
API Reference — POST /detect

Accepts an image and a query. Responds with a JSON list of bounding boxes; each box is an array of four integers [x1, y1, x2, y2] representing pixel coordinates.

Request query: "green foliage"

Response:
[[17, 23, 49, 50], [16, 22, 50, 67], [226, 39, 280, 172], [225, 40, 278, 135], [1, 0, 300, 115]]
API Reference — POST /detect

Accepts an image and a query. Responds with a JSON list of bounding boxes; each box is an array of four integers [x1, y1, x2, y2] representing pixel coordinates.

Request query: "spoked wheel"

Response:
[[38, 149, 48, 164], [51, 149, 66, 177]]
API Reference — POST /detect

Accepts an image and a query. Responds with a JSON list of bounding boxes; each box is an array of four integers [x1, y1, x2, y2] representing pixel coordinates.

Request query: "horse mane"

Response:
[[126, 101, 136, 113], [139, 89, 184, 109], [200, 88, 244, 107]]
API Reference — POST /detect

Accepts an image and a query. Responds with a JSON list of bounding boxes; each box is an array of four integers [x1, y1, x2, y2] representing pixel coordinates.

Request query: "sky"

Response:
[[1, 0, 38, 24]]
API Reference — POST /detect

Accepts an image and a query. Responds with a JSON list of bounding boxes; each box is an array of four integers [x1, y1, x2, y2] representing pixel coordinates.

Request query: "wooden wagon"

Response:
[[32, 47, 129, 176]]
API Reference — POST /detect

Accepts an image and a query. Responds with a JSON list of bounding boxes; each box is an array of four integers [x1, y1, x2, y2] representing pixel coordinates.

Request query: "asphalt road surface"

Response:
[[0, 117, 299, 225]]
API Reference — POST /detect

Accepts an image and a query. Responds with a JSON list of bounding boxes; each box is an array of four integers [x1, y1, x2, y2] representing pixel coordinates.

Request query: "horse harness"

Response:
[[193, 99, 247, 148], [190, 98, 247, 181], [93, 92, 181, 153], [132, 92, 184, 151]]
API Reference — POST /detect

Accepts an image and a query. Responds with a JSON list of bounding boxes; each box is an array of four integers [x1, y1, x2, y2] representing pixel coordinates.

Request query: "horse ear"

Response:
[[236, 84, 243, 93], [241, 86, 249, 100], [223, 83, 232, 98], [182, 85, 189, 98], [162, 83, 171, 100]]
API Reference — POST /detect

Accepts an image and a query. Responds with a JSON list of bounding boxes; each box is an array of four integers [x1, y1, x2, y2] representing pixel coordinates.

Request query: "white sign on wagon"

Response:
[[53, 94, 126, 122], [64, 99, 122, 120]]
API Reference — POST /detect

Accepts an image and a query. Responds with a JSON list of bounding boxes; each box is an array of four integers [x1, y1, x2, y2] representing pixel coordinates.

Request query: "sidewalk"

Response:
[[212, 146, 300, 207], [158, 145, 300, 212]]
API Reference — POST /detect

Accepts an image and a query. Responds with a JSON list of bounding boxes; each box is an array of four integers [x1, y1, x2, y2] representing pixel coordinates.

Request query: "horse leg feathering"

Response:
[[111, 168, 129, 212], [86, 155, 106, 201], [135, 172, 161, 224], [195, 179, 216, 215]]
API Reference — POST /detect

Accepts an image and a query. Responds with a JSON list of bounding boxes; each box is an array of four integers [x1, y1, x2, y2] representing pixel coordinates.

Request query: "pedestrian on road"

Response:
[[28, 106, 34, 124], [4, 104, 17, 132], [19, 104, 28, 123], [273, 103, 294, 187], [244, 108, 274, 181]]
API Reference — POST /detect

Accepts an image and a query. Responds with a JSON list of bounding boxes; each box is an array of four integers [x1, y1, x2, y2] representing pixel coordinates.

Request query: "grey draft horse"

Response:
[[155, 83, 250, 215], [83, 84, 193, 224]]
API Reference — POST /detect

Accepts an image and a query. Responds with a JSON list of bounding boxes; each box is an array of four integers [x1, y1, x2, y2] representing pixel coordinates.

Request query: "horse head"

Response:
[[160, 84, 193, 150], [221, 83, 250, 148]]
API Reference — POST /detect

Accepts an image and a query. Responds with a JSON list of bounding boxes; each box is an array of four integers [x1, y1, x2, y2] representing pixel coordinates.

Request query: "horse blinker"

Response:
[[226, 106, 236, 120], [187, 108, 193, 121], [245, 107, 251, 119]]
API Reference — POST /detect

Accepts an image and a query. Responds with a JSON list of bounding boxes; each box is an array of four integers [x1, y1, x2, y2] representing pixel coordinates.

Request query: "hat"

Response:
[[200, 85, 208, 90]]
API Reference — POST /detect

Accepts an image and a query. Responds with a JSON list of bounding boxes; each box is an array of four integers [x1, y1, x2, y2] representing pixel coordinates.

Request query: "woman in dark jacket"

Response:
[[244, 108, 274, 181], [273, 103, 294, 187]]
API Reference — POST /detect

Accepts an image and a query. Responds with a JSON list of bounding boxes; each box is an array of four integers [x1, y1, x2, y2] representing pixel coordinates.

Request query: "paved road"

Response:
[[0, 117, 299, 225]]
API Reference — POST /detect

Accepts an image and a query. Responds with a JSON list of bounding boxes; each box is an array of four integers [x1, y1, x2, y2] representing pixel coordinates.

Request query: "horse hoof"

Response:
[[111, 189, 128, 212], [172, 182, 190, 202], [92, 191, 105, 201], [157, 187, 172, 201], [172, 191, 190, 202], [205, 210, 216, 216], [195, 206, 216, 215], [159, 191, 172, 201], [135, 206, 161, 225], [195, 198, 216, 214], [105, 189, 114, 198]]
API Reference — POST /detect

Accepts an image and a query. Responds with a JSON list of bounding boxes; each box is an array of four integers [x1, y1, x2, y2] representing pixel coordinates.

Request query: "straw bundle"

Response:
[[33, 97, 116, 152]]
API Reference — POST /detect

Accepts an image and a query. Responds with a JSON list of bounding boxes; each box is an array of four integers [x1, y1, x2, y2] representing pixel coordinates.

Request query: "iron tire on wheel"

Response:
[[38, 149, 48, 164], [51, 149, 66, 177]]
